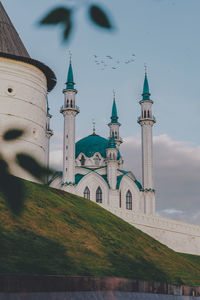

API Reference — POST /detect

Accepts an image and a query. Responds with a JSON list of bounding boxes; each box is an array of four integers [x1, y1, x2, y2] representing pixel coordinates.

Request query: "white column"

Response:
[[62, 110, 77, 183], [138, 101, 156, 215], [61, 89, 79, 184], [106, 148, 118, 190]]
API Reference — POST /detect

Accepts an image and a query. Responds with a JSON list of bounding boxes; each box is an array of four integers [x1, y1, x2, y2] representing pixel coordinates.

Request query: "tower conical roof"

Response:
[[66, 62, 75, 90], [0, 2, 57, 92], [111, 98, 119, 123], [142, 73, 151, 101], [0, 2, 30, 57]]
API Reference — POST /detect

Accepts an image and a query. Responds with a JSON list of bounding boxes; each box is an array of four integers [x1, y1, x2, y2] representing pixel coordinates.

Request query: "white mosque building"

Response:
[[50, 60, 156, 217], [0, 2, 200, 256]]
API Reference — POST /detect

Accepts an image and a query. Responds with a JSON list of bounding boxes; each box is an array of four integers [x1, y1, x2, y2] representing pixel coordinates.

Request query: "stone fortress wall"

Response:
[[106, 206, 200, 255]]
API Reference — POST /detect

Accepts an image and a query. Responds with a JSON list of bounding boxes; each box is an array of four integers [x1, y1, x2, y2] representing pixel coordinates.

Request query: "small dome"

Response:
[[76, 134, 121, 159]]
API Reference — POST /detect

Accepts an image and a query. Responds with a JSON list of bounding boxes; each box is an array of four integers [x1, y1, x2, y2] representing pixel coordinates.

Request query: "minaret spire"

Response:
[[61, 56, 79, 186], [138, 69, 156, 215], [108, 91, 122, 148], [65, 53, 75, 90]]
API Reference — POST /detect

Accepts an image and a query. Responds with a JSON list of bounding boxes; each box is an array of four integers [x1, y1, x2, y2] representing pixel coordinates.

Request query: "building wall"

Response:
[[106, 207, 200, 255], [0, 57, 48, 181]]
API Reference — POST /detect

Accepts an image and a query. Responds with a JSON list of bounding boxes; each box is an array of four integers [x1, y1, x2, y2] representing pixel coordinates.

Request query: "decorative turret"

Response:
[[106, 137, 118, 190], [108, 92, 122, 147], [60, 57, 79, 185], [138, 70, 156, 215]]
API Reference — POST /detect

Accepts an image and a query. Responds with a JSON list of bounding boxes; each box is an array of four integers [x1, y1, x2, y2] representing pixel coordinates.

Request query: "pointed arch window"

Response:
[[94, 154, 100, 166], [84, 187, 90, 199], [148, 110, 150, 118], [80, 155, 85, 166], [144, 110, 146, 118], [96, 187, 102, 203], [126, 190, 132, 210], [70, 100, 73, 107]]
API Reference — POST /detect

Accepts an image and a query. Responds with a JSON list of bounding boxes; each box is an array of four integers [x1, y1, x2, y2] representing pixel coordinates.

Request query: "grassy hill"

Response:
[[0, 179, 200, 286]]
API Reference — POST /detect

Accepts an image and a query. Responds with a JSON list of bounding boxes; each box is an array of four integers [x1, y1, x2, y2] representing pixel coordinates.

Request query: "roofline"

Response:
[[0, 52, 57, 92]]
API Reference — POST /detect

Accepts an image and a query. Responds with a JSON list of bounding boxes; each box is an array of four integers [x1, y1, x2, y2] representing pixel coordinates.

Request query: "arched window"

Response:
[[126, 190, 132, 210], [115, 131, 117, 138], [144, 110, 146, 118], [67, 99, 69, 107], [112, 131, 114, 138], [80, 155, 85, 166], [70, 100, 73, 107], [96, 187, 102, 203], [84, 187, 90, 199], [148, 110, 150, 118], [94, 155, 100, 166]]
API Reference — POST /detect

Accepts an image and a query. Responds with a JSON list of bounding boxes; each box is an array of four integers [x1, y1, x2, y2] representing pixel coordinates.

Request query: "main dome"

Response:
[[75, 134, 109, 158]]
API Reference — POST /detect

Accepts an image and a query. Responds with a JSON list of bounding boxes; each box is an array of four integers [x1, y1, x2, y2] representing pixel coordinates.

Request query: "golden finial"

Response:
[[92, 119, 96, 135], [69, 50, 72, 63], [113, 89, 116, 99], [144, 63, 147, 75]]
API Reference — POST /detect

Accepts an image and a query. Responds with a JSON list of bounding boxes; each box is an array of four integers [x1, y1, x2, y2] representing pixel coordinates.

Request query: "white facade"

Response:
[[50, 62, 200, 256]]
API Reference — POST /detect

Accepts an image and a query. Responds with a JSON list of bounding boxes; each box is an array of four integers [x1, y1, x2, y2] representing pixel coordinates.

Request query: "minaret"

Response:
[[108, 92, 122, 147], [138, 70, 156, 215], [60, 58, 79, 184], [106, 137, 118, 190], [46, 96, 53, 182]]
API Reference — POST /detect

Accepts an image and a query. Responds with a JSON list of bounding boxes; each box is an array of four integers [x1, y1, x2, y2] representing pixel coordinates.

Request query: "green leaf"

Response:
[[39, 7, 71, 25], [3, 129, 24, 141], [0, 158, 25, 215], [16, 153, 52, 181], [89, 5, 112, 29]]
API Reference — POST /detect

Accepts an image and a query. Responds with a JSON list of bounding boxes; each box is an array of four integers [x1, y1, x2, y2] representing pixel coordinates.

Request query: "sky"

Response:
[[2, 0, 200, 224]]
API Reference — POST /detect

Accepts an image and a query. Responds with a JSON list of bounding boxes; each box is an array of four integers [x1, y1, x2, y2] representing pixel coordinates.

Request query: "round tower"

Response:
[[0, 3, 56, 182], [60, 59, 79, 185], [138, 71, 156, 215], [106, 137, 118, 190]]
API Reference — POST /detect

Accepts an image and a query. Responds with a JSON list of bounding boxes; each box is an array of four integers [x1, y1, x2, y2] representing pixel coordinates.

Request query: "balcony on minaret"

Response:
[[137, 115, 156, 123], [60, 102, 80, 114]]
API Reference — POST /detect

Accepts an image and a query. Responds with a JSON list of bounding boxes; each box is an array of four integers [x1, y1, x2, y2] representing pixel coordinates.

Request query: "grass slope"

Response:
[[0, 179, 200, 286]]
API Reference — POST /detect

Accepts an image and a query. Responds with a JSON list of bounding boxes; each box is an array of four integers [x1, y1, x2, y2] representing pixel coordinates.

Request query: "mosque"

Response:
[[0, 1, 200, 255], [50, 60, 156, 217]]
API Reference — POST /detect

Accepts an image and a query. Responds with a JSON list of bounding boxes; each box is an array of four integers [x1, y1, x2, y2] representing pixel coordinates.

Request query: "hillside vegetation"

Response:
[[0, 179, 200, 285]]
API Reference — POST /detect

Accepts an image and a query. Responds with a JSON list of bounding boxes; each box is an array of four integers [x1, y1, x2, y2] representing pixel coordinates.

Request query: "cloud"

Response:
[[50, 133, 200, 225], [121, 134, 200, 225]]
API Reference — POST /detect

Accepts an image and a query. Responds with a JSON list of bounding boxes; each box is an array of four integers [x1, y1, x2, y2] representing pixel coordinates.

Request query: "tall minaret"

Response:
[[138, 70, 156, 215], [60, 58, 79, 184], [108, 92, 122, 147]]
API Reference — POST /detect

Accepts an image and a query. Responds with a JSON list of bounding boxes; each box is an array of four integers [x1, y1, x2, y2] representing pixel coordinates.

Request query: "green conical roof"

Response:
[[142, 73, 151, 101], [66, 62, 75, 90], [111, 98, 119, 123]]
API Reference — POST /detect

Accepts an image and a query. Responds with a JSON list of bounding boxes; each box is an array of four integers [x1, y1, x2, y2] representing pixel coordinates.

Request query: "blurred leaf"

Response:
[[16, 153, 52, 181], [89, 5, 112, 29], [39, 7, 71, 25], [63, 19, 72, 41], [0, 157, 25, 215], [3, 129, 24, 141]]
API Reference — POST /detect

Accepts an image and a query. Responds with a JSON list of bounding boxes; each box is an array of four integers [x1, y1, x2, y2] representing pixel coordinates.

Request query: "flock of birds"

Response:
[[93, 54, 136, 70]]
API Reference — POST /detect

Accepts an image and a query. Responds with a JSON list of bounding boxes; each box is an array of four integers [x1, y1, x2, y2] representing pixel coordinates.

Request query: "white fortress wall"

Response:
[[0, 58, 48, 181], [105, 207, 200, 255]]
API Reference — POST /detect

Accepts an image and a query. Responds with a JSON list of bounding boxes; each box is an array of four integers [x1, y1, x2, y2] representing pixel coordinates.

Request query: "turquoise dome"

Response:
[[75, 134, 121, 159]]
